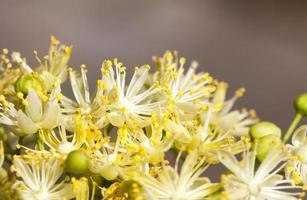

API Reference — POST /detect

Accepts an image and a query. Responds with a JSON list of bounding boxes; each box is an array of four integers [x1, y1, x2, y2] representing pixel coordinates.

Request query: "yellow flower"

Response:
[[120, 122, 175, 165], [135, 151, 220, 200], [61, 66, 108, 130], [12, 36, 71, 92], [0, 140, 18, 199], [72, 177, 90, 200], [153, 51, 216, 115], [166, 108, 246, 163], [286, 125, 307, 186], [89, 128, 144, 181], [12, 151, 74, 200], [219, 145, 302, 200], [208, 82, 258, 136], [0, 49, 20, 96], [0, 88, 61, 135], [39, 120, 87, 154], [101, 60, 162, 128]]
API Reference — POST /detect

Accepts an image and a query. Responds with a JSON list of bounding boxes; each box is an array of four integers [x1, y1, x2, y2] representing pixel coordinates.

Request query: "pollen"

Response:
[[179, 57, 186, 65], [2, 48, 8, 54], [236, 87, 246, 97], [22, 99, 29, 107]]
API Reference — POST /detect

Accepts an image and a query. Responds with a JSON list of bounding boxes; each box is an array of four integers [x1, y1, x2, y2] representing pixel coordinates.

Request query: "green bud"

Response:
[[256, 135, 281, 161], [15, 73, 45, 95], [250, 121, 281, 139], [65, 150, 89, 174], [294, 93, 307, 115]]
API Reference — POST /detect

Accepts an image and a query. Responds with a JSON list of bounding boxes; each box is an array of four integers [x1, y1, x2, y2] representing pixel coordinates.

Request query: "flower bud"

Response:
[[15, 73, 45, 95], [250, 121, 281, 140], [256, 135, 281, 161], [294, 93, 307, 115], [65, 150, 89, 174]]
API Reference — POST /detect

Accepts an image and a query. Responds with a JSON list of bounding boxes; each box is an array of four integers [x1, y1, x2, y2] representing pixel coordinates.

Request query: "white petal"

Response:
[[40, 71, 56, 91], [166, 120, 191, 142], [108, 111, 125, 127], [16, 110, 38, 134], [69, 70, 85, 105], [292, 125, 307, 147], [39, 101, 61, 129], [25, 88, 42, 122], [218, 150, 247, 181]]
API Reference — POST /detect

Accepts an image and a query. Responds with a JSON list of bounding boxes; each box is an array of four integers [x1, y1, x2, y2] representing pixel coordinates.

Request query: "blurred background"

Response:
[[0, 0, 307, 179]]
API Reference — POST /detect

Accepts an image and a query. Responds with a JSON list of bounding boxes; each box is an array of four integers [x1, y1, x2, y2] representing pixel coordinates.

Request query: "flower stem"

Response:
[[36, 131, 45, 150], [282, 113, 303, 143]]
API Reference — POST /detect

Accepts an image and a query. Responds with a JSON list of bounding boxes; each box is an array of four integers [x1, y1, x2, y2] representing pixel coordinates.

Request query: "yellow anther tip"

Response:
[[179, 57, 186, 65], [144, 64, 150, 70], [65, 46, 72, 54], [50, 35, 60, 45], [2, 48, 9, 54], [236, 87, 246, 97]]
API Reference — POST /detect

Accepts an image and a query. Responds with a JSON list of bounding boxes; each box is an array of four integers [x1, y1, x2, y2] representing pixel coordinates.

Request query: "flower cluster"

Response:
[[0, 37, 306, 200]]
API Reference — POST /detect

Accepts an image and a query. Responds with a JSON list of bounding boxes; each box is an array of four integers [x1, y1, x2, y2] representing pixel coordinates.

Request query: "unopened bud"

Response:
[[256, 135, 281, 162], [250, 121, 281, 139], [294, 93, 307, 116], [15, 73, 45, 95], [65, 150, 89, 174]]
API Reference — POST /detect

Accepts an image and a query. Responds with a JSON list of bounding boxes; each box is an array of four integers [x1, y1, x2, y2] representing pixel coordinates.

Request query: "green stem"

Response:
[[282, 113, 303, 143], [36, 131, 45, 151]]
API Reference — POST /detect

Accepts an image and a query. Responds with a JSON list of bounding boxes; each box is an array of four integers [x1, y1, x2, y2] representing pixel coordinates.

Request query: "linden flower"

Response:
[[209, 82, 258, 136], [166, 107, 246, 163], [135, 150, 220, 200], [37, 36, 72, 87], [153, 51, 216, 115], [163, 100, 216, 148], [0, 140, 18, 199], [198, 128, 248, 164], [0, 49, 20, 96], [285, 125, 307, 186], [120, 125, 175, 165], [89, 130, 142, 181], [60, 66, 108, 130], [0, 88, 61, 135], [218, 146, 303, 200], [40, 122, 87, 154], [12, 36, 71, 91], [135, 126, 175, 165], [103, 179, 151, 200], [72, 177, 90, 200], [101, 59, 161, 128], [12, 151, 74, 200], [0, 140, 6, 178]]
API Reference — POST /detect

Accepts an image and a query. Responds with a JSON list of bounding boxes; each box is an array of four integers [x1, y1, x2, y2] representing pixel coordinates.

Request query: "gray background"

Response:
[[1, 0, 307, 180]]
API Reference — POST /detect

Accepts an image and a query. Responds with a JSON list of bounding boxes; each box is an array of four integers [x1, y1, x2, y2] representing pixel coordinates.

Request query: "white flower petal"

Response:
[[108, 111, 125, 127], [39, 101, 61, 129], [16, 110, 38, 134], [292, 125, 307, 147], [25, 88, 42, 122]]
